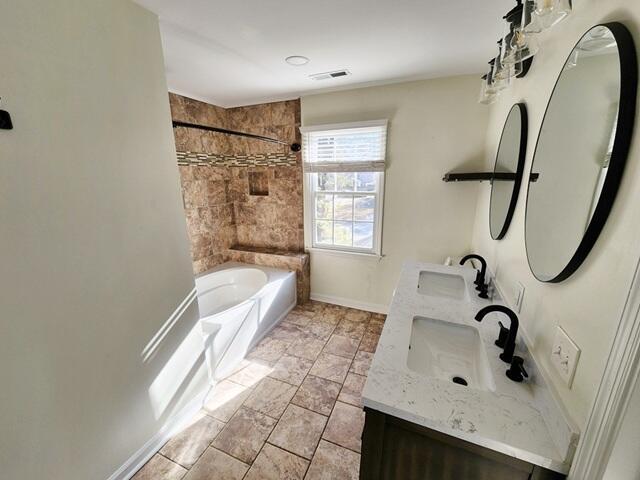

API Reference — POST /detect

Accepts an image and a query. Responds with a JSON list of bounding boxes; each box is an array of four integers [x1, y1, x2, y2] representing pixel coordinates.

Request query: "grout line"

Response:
[[156, 452, 187, 470], [321, 437, 363, 456]]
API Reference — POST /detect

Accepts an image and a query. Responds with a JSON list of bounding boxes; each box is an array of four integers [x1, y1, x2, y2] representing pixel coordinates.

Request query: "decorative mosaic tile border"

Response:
[[177, 151, 298, 167]]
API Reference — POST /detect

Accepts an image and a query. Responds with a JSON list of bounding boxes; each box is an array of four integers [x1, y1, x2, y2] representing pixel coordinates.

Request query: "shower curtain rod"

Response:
[[172, 120, 302, 152]]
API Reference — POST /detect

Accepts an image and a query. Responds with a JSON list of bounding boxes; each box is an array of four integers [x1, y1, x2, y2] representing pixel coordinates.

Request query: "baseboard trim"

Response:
[[107, 386, 210, 480], [310, 293, 388, 314]]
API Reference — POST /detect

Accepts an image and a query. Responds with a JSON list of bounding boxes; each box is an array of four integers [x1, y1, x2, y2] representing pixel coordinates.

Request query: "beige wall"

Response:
[[301, 77, 489, 311], [0, 1, 208, 479], [471, 0, 640, 430]]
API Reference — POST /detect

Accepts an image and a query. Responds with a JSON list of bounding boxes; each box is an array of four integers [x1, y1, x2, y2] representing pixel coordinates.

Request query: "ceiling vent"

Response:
[[309, 69, 351, 81]]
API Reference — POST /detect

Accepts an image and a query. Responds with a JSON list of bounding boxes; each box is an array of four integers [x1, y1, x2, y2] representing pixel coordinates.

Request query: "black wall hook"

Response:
[[0, 98, 13, 130]]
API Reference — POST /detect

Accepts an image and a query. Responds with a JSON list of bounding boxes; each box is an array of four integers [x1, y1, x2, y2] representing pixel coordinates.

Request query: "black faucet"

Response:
[[459, 254, 488, 299], [474, 305, 519, 364]]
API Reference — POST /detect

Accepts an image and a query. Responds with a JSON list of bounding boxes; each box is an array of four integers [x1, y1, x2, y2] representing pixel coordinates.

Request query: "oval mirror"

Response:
[[490, 103, 528, 240], [525, 23, 637, 282]]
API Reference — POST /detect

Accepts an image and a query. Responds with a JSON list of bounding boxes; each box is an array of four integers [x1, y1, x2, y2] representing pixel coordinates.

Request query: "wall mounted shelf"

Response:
[[443, 172, 539, 183]]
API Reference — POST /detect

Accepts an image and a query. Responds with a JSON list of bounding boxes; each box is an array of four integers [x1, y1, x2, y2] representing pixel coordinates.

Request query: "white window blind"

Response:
[[301, 120, 388, 173]]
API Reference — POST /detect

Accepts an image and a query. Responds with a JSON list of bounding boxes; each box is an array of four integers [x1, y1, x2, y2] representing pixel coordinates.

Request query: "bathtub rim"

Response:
[[196, 261, 297, 323]]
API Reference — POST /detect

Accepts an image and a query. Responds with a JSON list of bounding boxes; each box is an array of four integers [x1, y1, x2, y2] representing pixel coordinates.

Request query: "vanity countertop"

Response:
[[362, 260, 579, 474]]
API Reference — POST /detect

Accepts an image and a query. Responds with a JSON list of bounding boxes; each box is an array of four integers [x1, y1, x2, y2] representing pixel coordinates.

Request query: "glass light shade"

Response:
[[485, 65, 499, 95], [492, 68, 511, 90], [479, 75, 497, 105], [506, 28, 539, 63], [493, 44, 518, 82], [521, 0, 544, 34], [505, 0, 539, 64], [532, 0, 571, 30]]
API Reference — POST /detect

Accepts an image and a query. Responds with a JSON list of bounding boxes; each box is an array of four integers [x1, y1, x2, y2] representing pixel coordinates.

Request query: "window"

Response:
[[301, 120, 387, 255]]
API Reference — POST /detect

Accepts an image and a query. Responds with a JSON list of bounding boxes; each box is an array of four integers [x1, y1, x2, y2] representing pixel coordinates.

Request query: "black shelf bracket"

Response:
[[443, 172, 539, 183]]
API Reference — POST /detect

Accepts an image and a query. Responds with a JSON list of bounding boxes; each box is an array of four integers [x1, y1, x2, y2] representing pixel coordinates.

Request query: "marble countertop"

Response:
[[362, 260, 579, 474]]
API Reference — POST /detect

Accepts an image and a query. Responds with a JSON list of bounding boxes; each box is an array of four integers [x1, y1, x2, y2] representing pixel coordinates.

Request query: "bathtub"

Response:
[[196, 262, 296, 381]]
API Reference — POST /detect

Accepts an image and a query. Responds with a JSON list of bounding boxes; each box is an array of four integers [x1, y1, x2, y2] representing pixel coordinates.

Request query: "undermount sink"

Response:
[[417, 270, 467, 301], [407, 316, 495, 392]]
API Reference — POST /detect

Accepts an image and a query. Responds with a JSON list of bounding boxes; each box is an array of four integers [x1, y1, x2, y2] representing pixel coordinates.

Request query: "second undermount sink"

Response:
[[407, 316, 495, 392], [417, 270, 467, 301]]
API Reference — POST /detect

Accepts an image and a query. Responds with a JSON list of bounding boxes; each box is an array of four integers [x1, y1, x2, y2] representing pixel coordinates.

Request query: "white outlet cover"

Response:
[[551, 326, 581, 388], [514, 281, 525, 313]]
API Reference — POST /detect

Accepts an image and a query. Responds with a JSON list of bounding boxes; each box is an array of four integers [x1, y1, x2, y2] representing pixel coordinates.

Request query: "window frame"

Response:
[[302, 121, 387, 257]]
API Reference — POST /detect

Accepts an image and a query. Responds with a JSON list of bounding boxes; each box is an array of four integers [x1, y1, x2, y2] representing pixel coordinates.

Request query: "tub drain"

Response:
[[452, 376, 468, 386]]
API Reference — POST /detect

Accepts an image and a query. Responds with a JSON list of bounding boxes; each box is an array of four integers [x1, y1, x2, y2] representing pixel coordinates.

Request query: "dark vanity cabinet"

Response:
[[360, 408, 566, 480]]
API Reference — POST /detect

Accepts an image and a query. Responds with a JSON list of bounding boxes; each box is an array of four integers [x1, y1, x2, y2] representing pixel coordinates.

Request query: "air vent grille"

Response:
[[309, 69, 351, 81]]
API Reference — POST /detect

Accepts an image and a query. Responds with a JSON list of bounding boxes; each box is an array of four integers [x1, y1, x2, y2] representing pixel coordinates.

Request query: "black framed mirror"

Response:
[[525, 23, 637, 283], [490, 103, 528, 240]]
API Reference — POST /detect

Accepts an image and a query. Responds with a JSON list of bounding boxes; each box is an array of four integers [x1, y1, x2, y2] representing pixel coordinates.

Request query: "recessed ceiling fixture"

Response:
[[309, 69, 351, 81], [285, 55, 310, 66]]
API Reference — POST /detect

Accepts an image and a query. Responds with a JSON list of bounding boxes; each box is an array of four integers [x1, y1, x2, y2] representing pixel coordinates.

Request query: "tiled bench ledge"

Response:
[[226, 246, 310, 305]]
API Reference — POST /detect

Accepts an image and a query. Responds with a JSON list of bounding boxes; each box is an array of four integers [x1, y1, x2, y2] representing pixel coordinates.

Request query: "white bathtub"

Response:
[[196, 262, 296, 381]]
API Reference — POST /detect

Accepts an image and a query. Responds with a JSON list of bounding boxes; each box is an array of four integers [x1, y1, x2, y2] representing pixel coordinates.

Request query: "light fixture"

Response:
[[285, 55, 310, 66], [478, 0, 571, 105], [531, 0, 571, 30], [479, 74, 497, 104], [504, 0, 539, 65]]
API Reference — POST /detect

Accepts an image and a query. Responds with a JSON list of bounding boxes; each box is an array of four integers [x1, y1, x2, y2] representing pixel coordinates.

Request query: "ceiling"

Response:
[[135, 0, 513, 107]]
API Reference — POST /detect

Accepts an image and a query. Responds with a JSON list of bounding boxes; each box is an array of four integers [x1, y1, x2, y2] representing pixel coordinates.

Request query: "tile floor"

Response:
[[133, 301, 385, 480]]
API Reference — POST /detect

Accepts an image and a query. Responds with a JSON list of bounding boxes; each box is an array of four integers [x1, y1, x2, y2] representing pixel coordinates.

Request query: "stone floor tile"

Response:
[[212, 407, 277, 464], [333, 320, 366, 340], [160, 413, 225, 468], [132, 454, 186, 480], [350, 351, 373, 376], [322, 402, 365, 453], [304, 440, 360, 480], [286, 338, 325, 361], [305, 320, 335, 341], [242, 377, 298, 419], [309, 352, 351, 384], [244, 443, 308, 480], [338, 373, 367, 407], [183, 448, 248, 480], [202, 380, 253, 422], [358, 331, 380, 353], [343, 308, 371, 324], [268, 404, 327, 460], [291, 375, 341, 416], [225, 359, 274, 388], [323, 334, 359, 359], [367, 319, 385, 335], [285, 313, 312, 327], [314, 309, 343, 326], [269, 323, 308, 343], [268, 354, 314, 386], [247, 337, 290, 363]]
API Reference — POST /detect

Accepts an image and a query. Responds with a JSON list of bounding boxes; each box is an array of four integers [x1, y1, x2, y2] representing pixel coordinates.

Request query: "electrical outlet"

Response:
[[513, 281, 525, 313], [551, 326, 581, 388]]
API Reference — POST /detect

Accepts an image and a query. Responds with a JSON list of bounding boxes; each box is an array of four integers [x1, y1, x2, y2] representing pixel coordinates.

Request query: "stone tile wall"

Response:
[[169, 94, 307, 299], [227, 247, 310, 304]]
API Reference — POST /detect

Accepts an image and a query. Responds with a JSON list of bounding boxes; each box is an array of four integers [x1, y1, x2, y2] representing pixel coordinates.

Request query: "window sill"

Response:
[[306, 247, 384, 260]]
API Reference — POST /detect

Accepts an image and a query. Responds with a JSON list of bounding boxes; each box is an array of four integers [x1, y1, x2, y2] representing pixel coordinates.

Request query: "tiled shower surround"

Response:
[[170, 94, 308, 301]]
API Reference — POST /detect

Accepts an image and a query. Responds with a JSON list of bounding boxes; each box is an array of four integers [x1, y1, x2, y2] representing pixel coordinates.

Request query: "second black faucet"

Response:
[[459, 254, 488, 299]]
